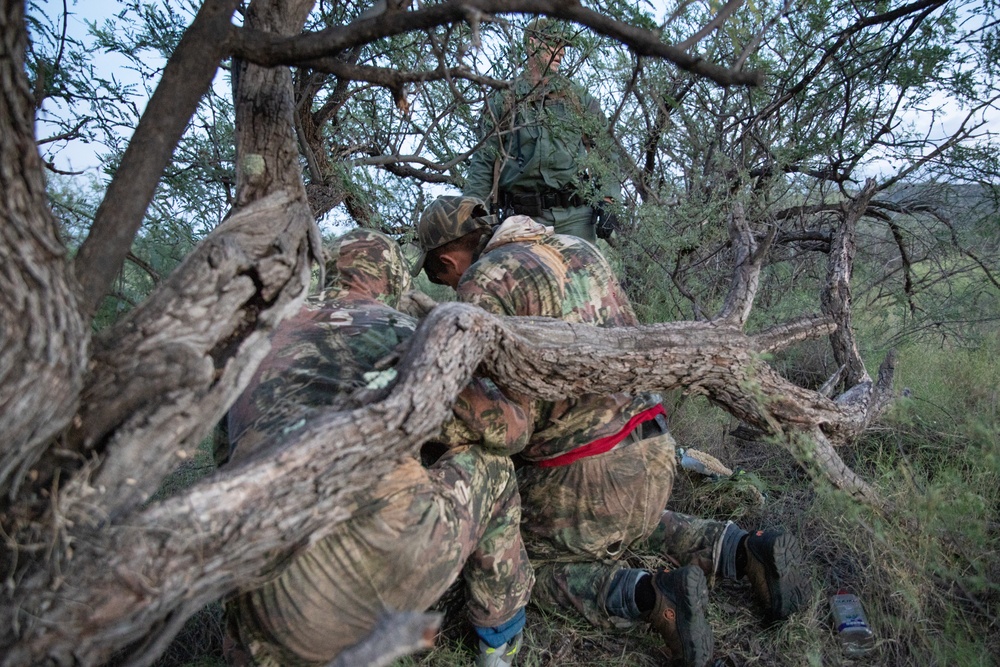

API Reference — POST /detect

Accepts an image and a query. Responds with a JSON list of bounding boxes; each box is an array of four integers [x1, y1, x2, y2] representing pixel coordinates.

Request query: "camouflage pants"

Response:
[[226, 447, 534, 666], [522, 433, 729, 627]]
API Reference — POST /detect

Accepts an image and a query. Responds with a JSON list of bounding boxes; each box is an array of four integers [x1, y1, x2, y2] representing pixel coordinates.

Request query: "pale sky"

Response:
[[33, 0, 997, 180], [35, 0, 161, 172]]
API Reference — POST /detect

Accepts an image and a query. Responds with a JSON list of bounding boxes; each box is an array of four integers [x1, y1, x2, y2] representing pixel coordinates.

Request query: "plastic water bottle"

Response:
[[830, 590, 875, 656]]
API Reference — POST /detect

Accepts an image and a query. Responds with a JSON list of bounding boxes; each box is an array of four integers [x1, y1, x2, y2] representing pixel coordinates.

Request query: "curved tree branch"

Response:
[[716, 201, 775, 326], [822, 179, 878, 389], [301, 59, 508, 90], [73, 0, 240, 320], [676, 0, 745, 51], [2, 300, 889, 665], [232, 0, 764, 87]]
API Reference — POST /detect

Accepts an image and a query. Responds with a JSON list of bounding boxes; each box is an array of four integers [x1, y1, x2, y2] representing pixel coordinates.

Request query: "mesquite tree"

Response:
[[3, 0, 996, 664]]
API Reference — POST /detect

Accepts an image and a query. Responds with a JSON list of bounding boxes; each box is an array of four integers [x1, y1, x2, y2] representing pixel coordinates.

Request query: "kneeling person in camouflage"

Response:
[[415, 196, 809, 667], [223, 229, 534, 667]]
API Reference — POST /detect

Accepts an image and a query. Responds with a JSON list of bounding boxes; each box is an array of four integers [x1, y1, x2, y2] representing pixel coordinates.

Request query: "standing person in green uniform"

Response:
[[222, 229, 534, 667], [463, 18, 622, 244], [414, 196, 811, 667]]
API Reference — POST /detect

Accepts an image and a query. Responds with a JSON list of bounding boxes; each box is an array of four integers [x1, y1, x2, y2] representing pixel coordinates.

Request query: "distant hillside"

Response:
[[880, 182, 1000, 229]]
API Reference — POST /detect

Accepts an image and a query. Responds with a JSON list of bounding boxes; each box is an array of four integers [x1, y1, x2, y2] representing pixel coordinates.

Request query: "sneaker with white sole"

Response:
[[476, 630, 522, 667]]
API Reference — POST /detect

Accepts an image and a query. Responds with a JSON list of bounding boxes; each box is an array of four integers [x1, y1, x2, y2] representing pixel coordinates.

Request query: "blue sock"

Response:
[[720, 522, 749, 580], [604, 568, 649, 620], [474, 607, 526, 649]]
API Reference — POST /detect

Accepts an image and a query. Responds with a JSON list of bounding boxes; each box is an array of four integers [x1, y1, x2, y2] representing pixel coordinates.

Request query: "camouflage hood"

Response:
[[483, 215, 554, 254], [322, 229, 412, 307]]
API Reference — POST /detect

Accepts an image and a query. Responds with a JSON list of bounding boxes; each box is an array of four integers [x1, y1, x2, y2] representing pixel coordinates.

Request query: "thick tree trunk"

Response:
[[1, 1, 322, 662], [0, 0, 88, 500], [234, 0, 315, 204], [18, 0, 322, 523]]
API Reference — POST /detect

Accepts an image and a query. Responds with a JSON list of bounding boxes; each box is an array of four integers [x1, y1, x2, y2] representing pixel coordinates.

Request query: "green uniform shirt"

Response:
[[464, 76, 622, 208]]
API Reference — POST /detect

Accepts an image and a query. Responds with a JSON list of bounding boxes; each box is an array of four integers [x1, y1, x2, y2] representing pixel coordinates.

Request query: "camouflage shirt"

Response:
[[230, 229, 530, 463], [456, 216, 660, 462]]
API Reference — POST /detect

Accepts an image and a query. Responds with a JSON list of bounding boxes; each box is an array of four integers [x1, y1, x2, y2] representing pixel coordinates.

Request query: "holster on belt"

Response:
[[501, 189, 587, 217]]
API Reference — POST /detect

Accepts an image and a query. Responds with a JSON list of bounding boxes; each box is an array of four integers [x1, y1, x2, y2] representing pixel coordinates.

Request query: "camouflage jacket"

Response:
[[456, 216, 660, 462], [463, 75, 621, 205], [229, 229, 530, 464]]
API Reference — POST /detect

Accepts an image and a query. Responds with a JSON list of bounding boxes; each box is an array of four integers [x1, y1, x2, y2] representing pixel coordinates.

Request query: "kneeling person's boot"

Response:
[[645, 565, 713, 667], [743, 529, 809, 623], [476, 630, 522, 667]]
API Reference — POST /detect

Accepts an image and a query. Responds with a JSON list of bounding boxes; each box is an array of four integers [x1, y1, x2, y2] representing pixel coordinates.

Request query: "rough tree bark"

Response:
[[0, 0, 88, 499], [717, 200, 774, 326], [822, 179, 879, 390], [2, 0, 321, 662], [7, 0, 321, 526], [0, 1, 895, 665], [0, 302, 890, 666]]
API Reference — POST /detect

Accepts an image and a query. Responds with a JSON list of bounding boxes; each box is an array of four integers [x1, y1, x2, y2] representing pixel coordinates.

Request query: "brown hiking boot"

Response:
[[645, 565, 713, 667], [743, 529, 809, 623]]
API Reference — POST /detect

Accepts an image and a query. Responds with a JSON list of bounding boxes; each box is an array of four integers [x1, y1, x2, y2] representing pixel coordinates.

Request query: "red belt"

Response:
[[536, 404, 667, 468]]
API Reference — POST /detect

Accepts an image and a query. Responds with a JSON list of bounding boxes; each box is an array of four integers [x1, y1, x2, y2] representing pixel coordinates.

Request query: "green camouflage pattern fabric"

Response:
[[229, 228, 529, 457], [438, 376, 532, 455], [416, 195, 495, 254], [462, 74, 621, 241], [457, 216, 658, 462], [461, 216, 636, 324], [322, 227, 413, 308], [454, 218, 729, 626], [531, 510, 728, 628], [227, 229, 416, 456], [224, 229, 534, 665], [517, 432, 676, 561]]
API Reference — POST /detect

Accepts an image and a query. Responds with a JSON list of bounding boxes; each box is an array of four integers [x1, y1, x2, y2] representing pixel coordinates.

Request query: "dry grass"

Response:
[[396, 385, 1000, 667], [146, 604, 226, 667], [151, 340, 1000, 667]]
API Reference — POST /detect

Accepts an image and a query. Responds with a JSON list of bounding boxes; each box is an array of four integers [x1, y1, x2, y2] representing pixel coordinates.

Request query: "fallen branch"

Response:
[[1, 302, 891, 665]]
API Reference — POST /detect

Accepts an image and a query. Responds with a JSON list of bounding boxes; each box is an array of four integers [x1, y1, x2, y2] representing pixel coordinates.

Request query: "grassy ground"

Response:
[[392, 334, 1000, 667], [150, 334, 1000, 667]]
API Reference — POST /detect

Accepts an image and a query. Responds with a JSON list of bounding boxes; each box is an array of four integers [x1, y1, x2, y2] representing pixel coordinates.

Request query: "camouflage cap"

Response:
[[323, 228, 412, 307], [412, 195, 496, 274]]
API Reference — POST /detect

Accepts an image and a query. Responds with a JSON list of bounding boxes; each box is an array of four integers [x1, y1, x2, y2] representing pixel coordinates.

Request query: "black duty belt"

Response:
[[501, 190, 587, 217]]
